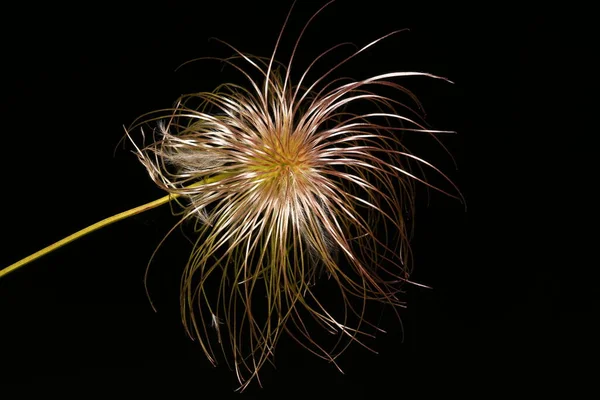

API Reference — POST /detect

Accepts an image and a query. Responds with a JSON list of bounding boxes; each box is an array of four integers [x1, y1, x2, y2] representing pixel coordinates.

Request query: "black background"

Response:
[[1, 1, 580, 398]]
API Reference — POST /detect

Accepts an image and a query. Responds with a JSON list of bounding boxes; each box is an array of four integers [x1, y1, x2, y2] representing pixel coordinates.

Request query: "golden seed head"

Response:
[[128, 3, 461, 391]]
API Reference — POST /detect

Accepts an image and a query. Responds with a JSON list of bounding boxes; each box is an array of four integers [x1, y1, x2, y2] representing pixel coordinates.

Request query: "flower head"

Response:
[[129, 1, 460, 390]]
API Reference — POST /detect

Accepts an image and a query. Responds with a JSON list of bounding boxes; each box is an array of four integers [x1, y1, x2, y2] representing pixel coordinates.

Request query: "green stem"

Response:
[[0, 175, 226, 279]]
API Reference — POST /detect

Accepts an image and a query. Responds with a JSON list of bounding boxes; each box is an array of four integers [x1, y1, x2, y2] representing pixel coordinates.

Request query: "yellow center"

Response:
[[251, 133, 312, 195]]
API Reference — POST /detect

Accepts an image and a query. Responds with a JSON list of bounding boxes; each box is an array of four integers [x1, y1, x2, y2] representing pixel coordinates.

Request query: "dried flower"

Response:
[[1, 1, 462, 392], [128, 1, 461, 390]]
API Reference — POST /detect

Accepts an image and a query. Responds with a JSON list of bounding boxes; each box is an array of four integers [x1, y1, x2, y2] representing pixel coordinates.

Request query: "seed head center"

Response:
[[255, 134, 312, 187]]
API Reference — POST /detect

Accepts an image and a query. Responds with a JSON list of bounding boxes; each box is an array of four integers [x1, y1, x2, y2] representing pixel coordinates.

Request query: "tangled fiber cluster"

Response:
[[129, 1, 460, 390]]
